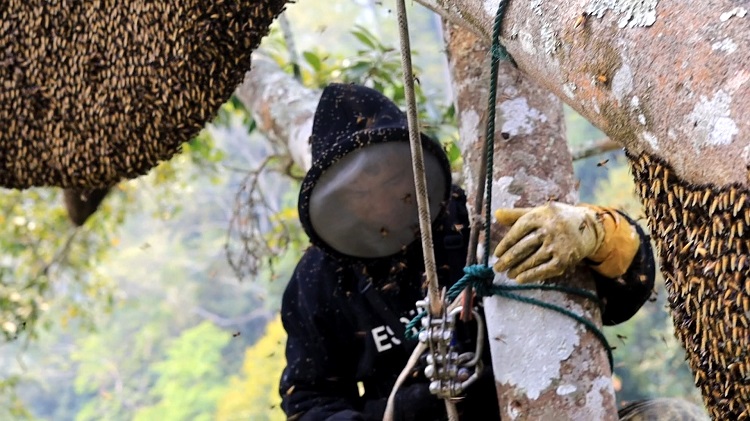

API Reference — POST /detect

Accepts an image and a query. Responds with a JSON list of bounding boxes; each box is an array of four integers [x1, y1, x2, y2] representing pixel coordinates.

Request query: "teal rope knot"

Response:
[[447, 265, 495, 300], [489, 0, 516, 66], [404, 266, 493, 340]]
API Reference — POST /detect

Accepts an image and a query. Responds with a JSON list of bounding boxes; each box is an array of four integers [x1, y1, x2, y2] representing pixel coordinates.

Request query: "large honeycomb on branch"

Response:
[[0, 0, 286, 189], [629, 152, 750, 419]]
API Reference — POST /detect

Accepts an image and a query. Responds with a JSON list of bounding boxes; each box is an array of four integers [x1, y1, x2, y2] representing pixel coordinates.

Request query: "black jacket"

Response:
[[279, 188, 656, 421]]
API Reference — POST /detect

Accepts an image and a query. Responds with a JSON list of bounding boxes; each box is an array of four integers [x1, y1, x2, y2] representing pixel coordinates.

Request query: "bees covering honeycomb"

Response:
[[1, 0, 285, 189], [629, 151, 750, 419]]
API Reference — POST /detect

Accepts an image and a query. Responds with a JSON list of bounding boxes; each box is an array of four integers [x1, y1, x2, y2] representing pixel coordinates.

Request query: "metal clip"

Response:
[[415, 296, 485, 399]]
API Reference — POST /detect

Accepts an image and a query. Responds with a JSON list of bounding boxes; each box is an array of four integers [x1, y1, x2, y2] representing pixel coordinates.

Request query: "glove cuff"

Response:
[[580, 205, 640, 278]]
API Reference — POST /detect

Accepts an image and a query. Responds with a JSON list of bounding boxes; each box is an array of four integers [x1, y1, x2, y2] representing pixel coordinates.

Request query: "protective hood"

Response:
[[298, 83, 451, 259]]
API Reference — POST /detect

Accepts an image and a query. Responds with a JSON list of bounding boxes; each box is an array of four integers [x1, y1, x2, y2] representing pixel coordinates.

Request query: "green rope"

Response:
[[483, 0, 516, 267]]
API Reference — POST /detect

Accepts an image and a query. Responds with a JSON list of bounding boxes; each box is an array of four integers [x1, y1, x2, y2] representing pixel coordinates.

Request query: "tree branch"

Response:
[[235, 55, 321, 172], [416, 0, 750, 187], [571, 137, 621, 161], [190, 306, 272, 328]]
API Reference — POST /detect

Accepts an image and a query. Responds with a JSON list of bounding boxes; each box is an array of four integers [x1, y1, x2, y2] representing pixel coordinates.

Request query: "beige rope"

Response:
[[394, 0, 442, 318], [390, 0, 458, 421], [390, 3, 459, 418]]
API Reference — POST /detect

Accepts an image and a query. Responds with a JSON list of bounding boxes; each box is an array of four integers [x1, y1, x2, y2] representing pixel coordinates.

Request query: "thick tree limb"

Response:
[[416, 0, 750, 188]]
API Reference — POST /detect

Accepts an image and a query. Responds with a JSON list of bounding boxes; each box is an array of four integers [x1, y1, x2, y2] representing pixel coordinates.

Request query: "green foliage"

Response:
[[133, 322, 231, 421], [0, 375, 32, 419], [0, 187, 126, 343]]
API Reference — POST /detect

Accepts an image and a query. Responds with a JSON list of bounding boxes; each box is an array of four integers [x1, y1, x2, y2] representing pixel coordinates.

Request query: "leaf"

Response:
[[303, 51, 322, 72], [351, 28, 377, 50], [444, 141, 462, 165]]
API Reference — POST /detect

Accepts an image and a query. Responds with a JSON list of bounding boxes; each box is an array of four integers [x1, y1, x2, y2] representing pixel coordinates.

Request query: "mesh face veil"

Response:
[[309, 142, 448, 258]]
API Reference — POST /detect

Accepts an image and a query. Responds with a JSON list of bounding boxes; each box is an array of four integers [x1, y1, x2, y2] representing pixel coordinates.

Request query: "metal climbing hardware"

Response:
[[416, 296, 485, 399]]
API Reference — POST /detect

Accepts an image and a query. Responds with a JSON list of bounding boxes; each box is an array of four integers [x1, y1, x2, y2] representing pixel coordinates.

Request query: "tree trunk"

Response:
[[443, 21, 617, 420]]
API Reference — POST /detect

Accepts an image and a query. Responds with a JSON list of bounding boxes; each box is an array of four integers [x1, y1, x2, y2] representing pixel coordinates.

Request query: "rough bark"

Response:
[[444, 21, 617, 420]]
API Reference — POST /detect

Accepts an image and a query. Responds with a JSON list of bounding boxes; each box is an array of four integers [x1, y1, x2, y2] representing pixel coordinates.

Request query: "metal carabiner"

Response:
[[444, 307, 485, 395]]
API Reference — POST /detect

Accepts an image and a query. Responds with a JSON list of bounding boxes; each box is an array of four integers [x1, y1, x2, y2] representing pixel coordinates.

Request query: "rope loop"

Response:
[[488, 0, 516, 66], [490, 44, 514, 65]]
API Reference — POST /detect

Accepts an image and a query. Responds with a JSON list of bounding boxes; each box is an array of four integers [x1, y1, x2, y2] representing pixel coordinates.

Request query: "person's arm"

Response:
[[492, 203, 655, 325], [280, 251, 364, 421], [582, 208, 655, 325]]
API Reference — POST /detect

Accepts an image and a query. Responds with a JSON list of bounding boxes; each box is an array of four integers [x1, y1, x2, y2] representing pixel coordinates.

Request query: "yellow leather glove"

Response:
[[493, 202, 640, 283]]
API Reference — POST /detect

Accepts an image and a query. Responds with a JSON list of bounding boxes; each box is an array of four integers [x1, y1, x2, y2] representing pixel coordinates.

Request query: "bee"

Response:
[[390, 262, 407, 274], [595, 73, 609, 85], [597, 158, 609, 167], [574, 12, 589, 29], [232, 331, 241, 337], [381, 282, 398, 292]]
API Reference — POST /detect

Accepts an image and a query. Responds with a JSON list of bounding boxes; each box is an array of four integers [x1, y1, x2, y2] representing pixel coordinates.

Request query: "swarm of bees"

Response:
[[629, 151, 750, 419], [1, 0, 286, 189]]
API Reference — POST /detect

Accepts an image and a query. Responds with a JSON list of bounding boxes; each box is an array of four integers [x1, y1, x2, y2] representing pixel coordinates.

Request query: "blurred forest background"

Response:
[[0, 1, 702, 420]]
